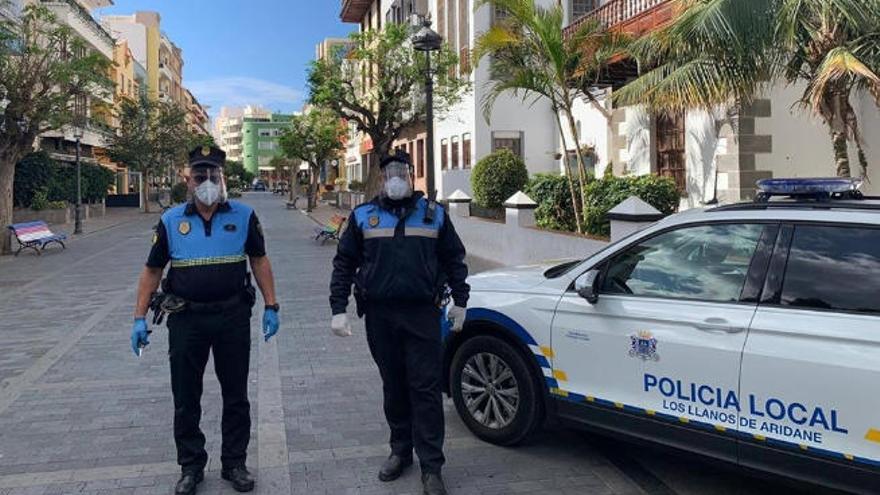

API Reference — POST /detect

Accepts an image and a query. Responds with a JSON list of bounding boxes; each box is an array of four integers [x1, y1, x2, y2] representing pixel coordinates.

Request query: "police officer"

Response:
[[330, 152, 469, 495], [131, 146, 280, 495]]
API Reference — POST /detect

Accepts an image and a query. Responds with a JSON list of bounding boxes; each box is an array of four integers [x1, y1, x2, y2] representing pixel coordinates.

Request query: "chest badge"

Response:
[[224, 223, 237, 232], [369, 216, 380, 228], [178, 221, 191, 236]]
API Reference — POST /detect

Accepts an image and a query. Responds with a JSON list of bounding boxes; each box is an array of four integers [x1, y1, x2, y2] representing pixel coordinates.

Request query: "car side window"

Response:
[[780, 225, 880, 315], [600, 224, 764, 302]]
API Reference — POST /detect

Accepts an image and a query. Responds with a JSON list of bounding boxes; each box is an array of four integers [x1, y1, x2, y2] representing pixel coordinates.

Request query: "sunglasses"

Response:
[[191, 173, 221, 185]]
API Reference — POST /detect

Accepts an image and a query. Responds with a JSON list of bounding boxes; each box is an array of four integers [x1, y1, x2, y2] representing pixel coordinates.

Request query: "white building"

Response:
[[213, 106, 271, 163], [564, 0, 880, 207], [431, 0, 594, 198], [35, 0, 117, 166]]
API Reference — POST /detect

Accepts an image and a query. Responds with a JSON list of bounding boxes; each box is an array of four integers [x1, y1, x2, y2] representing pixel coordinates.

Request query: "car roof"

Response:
[[659, 199, 880, 227]]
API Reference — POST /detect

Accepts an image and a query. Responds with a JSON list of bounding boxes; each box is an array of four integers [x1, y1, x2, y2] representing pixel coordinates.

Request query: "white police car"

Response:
[[444, 178, 880, 494]]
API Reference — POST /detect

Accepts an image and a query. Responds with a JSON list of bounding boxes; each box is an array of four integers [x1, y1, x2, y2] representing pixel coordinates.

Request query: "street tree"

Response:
[[308, 22, 467, 196], [279, 107, 345, 211], [106, 95, 190, 213], [474, 0, 629, 234], [269, 156, 300, 201], [614, 0, 880, 178], [0, 4, 112, 253]]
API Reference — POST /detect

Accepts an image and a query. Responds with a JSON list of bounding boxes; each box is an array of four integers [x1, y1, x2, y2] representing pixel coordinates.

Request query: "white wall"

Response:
[[755, 83, 880, 195], [453, 211, 608, 266], [104, 20, 147, 66], [565, 93, 613, 176], [683, 109, 723, 207]]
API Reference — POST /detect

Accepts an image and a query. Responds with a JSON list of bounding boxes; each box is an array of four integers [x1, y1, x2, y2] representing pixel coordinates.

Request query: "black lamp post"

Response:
[[73, 95, 86, 235], [412, 15, 442, 200]]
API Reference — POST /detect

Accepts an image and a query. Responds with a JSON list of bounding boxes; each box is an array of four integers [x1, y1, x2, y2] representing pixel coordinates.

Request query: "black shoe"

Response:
[[221, 465, 255, 493], [174, 471, 203, 495], [421, 473, 448, 495], [378, 454, 413, 482]]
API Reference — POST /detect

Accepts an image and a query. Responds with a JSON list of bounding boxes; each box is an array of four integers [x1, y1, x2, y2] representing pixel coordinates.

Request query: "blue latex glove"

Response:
[[263, 309, 279, 342], [131, 318, 150, 357]]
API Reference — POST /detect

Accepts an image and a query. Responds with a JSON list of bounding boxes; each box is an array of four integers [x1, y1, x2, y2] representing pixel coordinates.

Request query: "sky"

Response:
[[97, 0, 356, 120]]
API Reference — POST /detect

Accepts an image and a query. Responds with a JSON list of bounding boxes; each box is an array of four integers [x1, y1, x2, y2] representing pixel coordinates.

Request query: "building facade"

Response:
[[36, 0, 118, 179], [241, 112, 292, 177], [563, 0, 880, 206], [102, 12, 163, 100], [184, 89, 210, 136]]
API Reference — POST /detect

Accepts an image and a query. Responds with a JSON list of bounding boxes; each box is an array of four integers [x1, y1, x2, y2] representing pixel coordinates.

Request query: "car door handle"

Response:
[[695, 318, 746, 334]]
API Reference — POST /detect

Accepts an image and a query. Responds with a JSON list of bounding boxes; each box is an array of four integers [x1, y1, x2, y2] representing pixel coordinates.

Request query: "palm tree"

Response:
[[615, 0, 880, 178], [474, 0, 628, 234]]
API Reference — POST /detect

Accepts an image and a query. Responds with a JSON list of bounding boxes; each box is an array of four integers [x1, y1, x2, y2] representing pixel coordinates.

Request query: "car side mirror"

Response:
[[574, 269, 600, 304]]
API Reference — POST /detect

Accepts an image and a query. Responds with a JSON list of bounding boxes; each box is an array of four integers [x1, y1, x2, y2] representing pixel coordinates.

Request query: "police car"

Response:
[[444, 178, 880, 494]]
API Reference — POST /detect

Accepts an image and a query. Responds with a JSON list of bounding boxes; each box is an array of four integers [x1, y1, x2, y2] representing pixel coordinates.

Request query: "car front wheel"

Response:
[[450, 335, 544, 445]]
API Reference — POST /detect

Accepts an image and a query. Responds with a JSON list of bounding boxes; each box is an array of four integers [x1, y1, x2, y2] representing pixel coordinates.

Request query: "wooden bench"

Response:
[[314, 215, 347, 244], [7, 221, 67, 256]]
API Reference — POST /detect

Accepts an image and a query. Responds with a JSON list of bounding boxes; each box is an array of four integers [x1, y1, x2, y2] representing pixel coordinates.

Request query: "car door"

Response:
[[740, 223, 880, 487], [552, 222, 775, 457]]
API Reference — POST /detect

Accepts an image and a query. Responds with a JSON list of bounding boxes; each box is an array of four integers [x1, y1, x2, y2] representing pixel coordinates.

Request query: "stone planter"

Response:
[[13, 207, 70, 225]]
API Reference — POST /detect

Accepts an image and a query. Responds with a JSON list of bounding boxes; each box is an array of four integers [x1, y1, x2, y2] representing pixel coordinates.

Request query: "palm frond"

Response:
[[805, 46, 880, 113]]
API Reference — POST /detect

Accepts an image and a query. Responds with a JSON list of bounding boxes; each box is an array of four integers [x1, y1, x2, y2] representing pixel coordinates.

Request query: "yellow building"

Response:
[[102, 11, 164, 101]]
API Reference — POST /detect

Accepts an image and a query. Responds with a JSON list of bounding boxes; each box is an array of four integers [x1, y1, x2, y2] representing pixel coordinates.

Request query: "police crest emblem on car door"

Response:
[[629, 331, 659, 361]]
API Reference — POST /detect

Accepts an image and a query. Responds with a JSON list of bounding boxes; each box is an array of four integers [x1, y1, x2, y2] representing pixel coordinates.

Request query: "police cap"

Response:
[[189, 145, 225, 169], [379, 150, 412, 169]]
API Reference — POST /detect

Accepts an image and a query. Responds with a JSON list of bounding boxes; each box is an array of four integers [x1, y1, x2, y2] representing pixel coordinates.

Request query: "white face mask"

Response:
[[384, 176, 412, 200], [195, 180, 221, 205]]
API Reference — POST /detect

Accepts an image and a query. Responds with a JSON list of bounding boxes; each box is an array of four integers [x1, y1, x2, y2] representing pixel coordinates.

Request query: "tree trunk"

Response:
[[833, 131, 851, 177], [142, 171, 151, 213], [554, 112, 584, 234], [289, 166, 296, 203], [563, 105, 590, 209], [828, 91, 851, 178], [0, 150, 19, 255]]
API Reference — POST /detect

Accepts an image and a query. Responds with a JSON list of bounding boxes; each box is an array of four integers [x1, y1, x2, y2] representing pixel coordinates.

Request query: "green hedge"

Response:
[[471, 149, 529, 208], [583, 174, 679, 237], [14, 152, 115, 208], [524, 173, 580, 232], [524, 173, 679, 237]]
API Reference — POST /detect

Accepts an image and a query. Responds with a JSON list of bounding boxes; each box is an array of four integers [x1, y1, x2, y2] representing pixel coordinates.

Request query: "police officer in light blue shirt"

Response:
[[131, 146, 279, 495]]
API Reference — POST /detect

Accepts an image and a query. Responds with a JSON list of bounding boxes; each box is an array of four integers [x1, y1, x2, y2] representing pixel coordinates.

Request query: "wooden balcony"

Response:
[[340, 0, 373, 23], [564, 0, 676, 38]]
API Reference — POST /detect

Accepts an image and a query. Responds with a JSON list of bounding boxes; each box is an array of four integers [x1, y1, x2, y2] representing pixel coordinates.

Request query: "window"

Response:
[[570, 0, 599, 20], [258, 141, 276, 151], [451, 136, 460, 169], [781, 226, 880, 315], [492, 131, 523, 157], [417, 139, 425, 178], [259, 129, 271, 137], [447, 0, 458, 54], [437, 0, 446, 40], [462, 133, 472, 169], [441, 139, 449, 170], [600, 224, 765, 302], [656, 111, 686, 193]]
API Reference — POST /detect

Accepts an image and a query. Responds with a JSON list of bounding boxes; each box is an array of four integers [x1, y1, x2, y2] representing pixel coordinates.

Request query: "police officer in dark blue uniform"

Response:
[[330, 152, 469, 495], [131, 146, 280, 495]]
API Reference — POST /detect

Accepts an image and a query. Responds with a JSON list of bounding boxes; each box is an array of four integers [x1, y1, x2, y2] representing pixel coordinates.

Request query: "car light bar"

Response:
[[755, 177, 863, 202]]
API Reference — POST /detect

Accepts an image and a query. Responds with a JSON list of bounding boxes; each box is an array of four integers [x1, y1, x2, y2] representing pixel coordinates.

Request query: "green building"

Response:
[[241, 113, 293, 177]]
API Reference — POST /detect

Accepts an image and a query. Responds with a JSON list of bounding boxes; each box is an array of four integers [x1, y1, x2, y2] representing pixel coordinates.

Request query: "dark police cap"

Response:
[[379, 150, 412, 169], [189, 145, 225, 168]]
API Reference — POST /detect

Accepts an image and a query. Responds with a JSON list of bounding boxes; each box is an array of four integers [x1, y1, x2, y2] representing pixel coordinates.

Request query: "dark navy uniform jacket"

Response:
[[330, 192, 469, 315], [147, 200, 266, 302]]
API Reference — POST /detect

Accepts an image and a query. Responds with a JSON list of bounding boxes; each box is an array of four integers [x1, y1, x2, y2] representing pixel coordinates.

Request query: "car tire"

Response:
[[450, 335, 544, 446]]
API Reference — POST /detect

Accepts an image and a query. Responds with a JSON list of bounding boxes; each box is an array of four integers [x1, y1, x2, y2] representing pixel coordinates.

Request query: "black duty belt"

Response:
[[149, 278, 256, 325]]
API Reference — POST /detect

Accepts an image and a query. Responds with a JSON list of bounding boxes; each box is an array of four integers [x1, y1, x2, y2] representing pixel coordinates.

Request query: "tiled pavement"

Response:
[[0, 193, 797, 495]]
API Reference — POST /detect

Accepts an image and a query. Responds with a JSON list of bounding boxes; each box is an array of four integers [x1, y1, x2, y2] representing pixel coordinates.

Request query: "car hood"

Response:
[[469, 261, 572, 293]]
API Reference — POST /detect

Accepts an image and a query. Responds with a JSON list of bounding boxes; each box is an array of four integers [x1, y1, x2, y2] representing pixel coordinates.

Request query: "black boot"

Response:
[[221, 465, 255, 493], [421, 473, 448, 495], [378, 454, 413, 482], [174, 470, 203, 495]]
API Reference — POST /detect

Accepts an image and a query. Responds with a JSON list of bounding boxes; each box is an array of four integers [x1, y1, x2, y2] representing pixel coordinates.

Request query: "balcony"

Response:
[[340, 0, 372, 23], [40, 0, 115, 58], [564, 0, 675, 38]]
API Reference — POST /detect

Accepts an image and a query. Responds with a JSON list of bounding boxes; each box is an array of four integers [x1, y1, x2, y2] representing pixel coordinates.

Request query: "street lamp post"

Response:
[[412, 15, 443, 200], [73, 96, 85, 235]]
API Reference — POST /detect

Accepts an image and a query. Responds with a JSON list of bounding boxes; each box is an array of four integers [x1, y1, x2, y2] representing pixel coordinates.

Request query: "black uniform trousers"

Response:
[[365, 303, 445, 474], [167, 302, 252, 473]]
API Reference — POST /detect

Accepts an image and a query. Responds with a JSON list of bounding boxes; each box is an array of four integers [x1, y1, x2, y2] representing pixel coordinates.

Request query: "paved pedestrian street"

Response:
[[0, 194, 801, 495]]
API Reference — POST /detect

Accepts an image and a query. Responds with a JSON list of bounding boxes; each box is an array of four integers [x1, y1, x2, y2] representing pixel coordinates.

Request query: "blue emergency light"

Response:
[[755, 177, 863, 202]]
